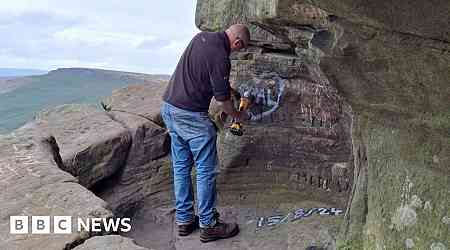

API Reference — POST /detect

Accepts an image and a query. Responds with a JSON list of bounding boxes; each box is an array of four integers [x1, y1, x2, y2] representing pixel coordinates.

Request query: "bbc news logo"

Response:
[[10, 216, 131, 234]]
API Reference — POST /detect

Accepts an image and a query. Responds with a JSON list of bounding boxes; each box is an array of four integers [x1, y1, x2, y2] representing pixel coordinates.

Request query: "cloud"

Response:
[[54, 28, 155, 48], [0, 1, 200, 74], [137, 38, 173, 51], [0, 11, 83, 58]]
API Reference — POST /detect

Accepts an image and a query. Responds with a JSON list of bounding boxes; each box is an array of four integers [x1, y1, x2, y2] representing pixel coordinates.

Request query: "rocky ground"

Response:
[[126, 191, 345, 250]]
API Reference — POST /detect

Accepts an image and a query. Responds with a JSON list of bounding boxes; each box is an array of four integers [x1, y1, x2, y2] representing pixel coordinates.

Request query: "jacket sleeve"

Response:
[[208, 56, 231, 101]]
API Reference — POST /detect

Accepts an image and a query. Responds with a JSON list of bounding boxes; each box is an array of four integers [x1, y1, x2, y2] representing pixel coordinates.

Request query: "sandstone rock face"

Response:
[[0, 80, 172, 249], [217, 59, 353, 197], [102, 82, 169, 126], [95, 111, 170, 215], [97, 83, 171, 215], [197, 0, 449, 249], [33, 104, 132, 188], [198, 0, 354, 217], [0, 128, 113, 250]]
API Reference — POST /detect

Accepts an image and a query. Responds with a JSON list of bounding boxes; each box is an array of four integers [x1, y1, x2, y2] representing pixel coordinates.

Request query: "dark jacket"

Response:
[[163, 31, 232, 112]]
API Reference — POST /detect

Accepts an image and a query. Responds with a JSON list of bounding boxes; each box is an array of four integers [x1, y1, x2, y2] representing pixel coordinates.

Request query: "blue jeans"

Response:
[[160, 102, 218, 228]]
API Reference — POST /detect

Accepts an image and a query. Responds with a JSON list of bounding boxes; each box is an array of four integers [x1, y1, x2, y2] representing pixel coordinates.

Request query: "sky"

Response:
[[0, 1, 200, 74]]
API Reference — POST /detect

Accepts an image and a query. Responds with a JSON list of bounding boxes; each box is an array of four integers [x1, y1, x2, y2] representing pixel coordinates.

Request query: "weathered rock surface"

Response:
[[102, 82, 169, 126], [127, 192, 344, 250], [97, 83, 171, 215], [198, 9, 354, 250], [196, 0, 449, 249], [216, 64, 353, 195], [0, 127, 113, 250], [0, 80, 172, 250], [33, 104, 132, 188], [72, 235, 149, 250]]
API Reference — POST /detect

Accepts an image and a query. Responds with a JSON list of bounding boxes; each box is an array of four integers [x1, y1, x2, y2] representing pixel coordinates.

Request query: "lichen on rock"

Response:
[[391, 206, 418, 231]]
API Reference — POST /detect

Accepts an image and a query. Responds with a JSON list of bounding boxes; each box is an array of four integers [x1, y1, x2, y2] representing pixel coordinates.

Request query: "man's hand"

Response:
[[235, 110, 251, 122], [217, 99, 251, 122], [218, 110, 250, 123]]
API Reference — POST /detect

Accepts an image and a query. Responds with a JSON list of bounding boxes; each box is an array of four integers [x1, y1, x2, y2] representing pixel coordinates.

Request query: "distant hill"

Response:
[[0, 76, 34, 94], [0, 68, 170, 134], [0, 68, 47, 77]]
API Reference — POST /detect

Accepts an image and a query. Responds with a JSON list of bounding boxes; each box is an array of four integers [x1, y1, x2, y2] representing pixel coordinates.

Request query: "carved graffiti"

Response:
[[0, 135, 44, 185], [290, 3, 329, 27]]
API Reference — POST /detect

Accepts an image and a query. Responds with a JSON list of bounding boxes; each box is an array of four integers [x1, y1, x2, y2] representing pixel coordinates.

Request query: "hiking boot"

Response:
[[178, 216, 199, 236], [199, 216, 239, 243]]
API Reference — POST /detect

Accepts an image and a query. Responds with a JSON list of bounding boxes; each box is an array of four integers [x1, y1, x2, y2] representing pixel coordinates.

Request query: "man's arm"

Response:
[[208, 54, 249, 122]]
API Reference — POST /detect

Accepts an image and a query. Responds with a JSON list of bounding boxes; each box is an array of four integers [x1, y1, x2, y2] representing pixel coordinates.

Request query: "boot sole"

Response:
[[200, 226, 240, 243], [179, 231, 193, 237]]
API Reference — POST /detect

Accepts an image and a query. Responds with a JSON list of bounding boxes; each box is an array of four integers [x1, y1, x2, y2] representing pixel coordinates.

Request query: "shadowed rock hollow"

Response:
[[0, 1, 448, 250]]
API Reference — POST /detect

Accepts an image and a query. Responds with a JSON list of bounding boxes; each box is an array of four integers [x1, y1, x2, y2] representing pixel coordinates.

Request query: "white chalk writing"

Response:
[[256, 207, 343, 231]]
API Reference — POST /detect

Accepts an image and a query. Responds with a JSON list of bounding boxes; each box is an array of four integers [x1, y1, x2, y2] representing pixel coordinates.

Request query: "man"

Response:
[[160, 24, 251, 243]]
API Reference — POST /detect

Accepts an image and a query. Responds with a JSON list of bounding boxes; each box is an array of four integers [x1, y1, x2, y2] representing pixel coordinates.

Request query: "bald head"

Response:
[[225, 24, 250, 51]]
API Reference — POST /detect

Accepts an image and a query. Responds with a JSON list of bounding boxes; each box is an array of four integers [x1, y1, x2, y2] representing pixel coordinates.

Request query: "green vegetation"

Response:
[[0, 68, 169, 134]]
